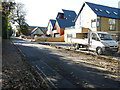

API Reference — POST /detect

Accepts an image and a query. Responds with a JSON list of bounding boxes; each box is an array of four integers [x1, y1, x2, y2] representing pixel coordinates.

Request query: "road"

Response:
[[12, 37, 119, 88]]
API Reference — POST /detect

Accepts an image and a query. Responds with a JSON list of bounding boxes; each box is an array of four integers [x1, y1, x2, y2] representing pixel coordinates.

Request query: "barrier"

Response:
[[35, 35, 64, 42]]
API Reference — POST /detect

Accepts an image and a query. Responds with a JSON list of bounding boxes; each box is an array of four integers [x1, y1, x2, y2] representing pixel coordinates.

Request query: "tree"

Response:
[[2, 1, 16, 39], [2, 1, 29, 39], [12, 2, 29, 36]]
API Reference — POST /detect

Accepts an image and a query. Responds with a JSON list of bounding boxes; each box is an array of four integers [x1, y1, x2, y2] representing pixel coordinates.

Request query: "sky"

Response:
[[15, 0, 120, 27]]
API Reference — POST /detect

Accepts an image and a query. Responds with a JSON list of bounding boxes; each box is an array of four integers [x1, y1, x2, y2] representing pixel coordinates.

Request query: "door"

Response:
[[89, 33, 100, 51]]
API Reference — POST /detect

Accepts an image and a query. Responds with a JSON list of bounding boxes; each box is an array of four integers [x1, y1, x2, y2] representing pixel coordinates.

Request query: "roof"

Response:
[[40, 27, 48, 34], [31, 27, 39, 34], [50, 19, 56, 27], [29, 26, 37, 29], [29, 26, 47, 29], [56, 9, 77, 28], [86, 2, 120, 19], [29, 26, 47, 34], [75, 2, 120, 21], [62, 9, 77, 21], [56, 18, 75, 28]]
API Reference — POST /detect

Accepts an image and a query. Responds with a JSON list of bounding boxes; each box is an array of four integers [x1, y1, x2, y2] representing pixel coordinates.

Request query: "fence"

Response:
[[35, 35, 64, 42]]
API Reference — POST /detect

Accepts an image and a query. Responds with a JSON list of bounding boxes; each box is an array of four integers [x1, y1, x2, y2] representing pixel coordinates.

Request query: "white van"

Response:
[[71, 31, 119, 55]]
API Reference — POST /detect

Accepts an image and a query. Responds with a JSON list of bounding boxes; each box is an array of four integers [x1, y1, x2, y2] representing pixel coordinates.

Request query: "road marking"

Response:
[[35, 70, 50, 88], [35, 65, 57, 89]]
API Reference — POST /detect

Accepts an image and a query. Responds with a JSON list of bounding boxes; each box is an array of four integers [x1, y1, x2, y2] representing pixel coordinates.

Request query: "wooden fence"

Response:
[[35, 35, 64, 42]]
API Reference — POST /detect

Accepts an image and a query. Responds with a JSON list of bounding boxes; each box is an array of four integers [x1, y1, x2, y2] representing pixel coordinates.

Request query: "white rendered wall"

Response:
[[64, 28, 82, 42], [75, 3, 97, 31], [47, 22, 53, 35]]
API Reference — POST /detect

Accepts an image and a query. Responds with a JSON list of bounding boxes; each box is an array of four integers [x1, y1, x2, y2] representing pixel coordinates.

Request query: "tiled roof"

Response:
[[29, 26, 37, 29], [29, 26, 47, 34], [56, 18, 75, 28], [56, 9, 77, 28], [62, 9, 77, 21], [40, 27, 48, 34], [29, 26, 47, 29], [31, 27, 39, 34], [86, 2, 120, 19], [50, 19, 56, 27]]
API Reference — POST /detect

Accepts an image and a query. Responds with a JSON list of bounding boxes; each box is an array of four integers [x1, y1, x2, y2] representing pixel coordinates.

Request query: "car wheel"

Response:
[[96, 47, 103, 55], [75, 44, 80, 49]]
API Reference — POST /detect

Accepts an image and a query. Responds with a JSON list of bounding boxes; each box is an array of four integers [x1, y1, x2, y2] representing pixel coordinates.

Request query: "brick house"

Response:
[[53, 9, 77, 37]]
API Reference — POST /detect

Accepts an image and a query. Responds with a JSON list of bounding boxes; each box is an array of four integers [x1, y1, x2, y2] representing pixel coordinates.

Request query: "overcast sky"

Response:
[[15, 0, 120, 27]]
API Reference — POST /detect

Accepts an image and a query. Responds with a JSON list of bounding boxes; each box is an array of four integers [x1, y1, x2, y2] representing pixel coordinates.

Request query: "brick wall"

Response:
[[97, 16, 120, 41]]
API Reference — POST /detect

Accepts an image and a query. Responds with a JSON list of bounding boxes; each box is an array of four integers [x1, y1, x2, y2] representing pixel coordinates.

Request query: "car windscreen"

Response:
[[98, 33, 113, 40]]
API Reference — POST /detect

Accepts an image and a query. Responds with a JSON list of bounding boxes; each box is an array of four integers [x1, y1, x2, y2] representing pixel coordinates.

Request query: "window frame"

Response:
[[97, 17, 100, 27], [92, 33, 100, 41], [91, 19, 96, 28], [109, 18, 116, 31]]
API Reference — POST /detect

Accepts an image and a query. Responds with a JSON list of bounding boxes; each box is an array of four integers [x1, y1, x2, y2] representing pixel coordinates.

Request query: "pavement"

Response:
[[2, 39, 40, 89]]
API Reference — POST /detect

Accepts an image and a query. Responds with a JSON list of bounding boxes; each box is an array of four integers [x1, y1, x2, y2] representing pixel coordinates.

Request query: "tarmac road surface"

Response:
[[12, 37, 119, 88]]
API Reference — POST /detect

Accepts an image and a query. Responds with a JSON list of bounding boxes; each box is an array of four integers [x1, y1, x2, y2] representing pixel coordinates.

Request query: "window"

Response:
[[91, 19, 96, 28], [91, 17, 100, 27], [83, 33, 88, 38], [95, 8, 98, 11], [98, 33, 113, 40], [106, 10, 110, 14], [109, 19, 116, 30], [50, 25, 52, 31], [79, 15, 81, 25], [113, 11, 118, 15], [99, 9, 102, 12], [67, 34, 72, 38], [97, 17, 100, 27], [92, 33, 99, 41]]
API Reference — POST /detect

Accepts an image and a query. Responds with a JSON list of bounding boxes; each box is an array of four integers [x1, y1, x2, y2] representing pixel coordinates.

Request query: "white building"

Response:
[[47, 19, 56, 36]]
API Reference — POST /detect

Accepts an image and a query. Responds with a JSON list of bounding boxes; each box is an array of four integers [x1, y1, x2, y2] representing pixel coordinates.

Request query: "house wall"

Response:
[[97, 16, 120, 40], [76, 33, 83, 38], [56, 21, 60, 34], [55, 21, 65, 36], [60, 28, 65, 36], [98, 17, 120, 32], [57, 13, 64, 19], [75, 3, 97, 31], [59, 13, 64, 19], [64, 28, 82, 42], [47, 22, 53, 35], [33, 28, 44, 35]]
